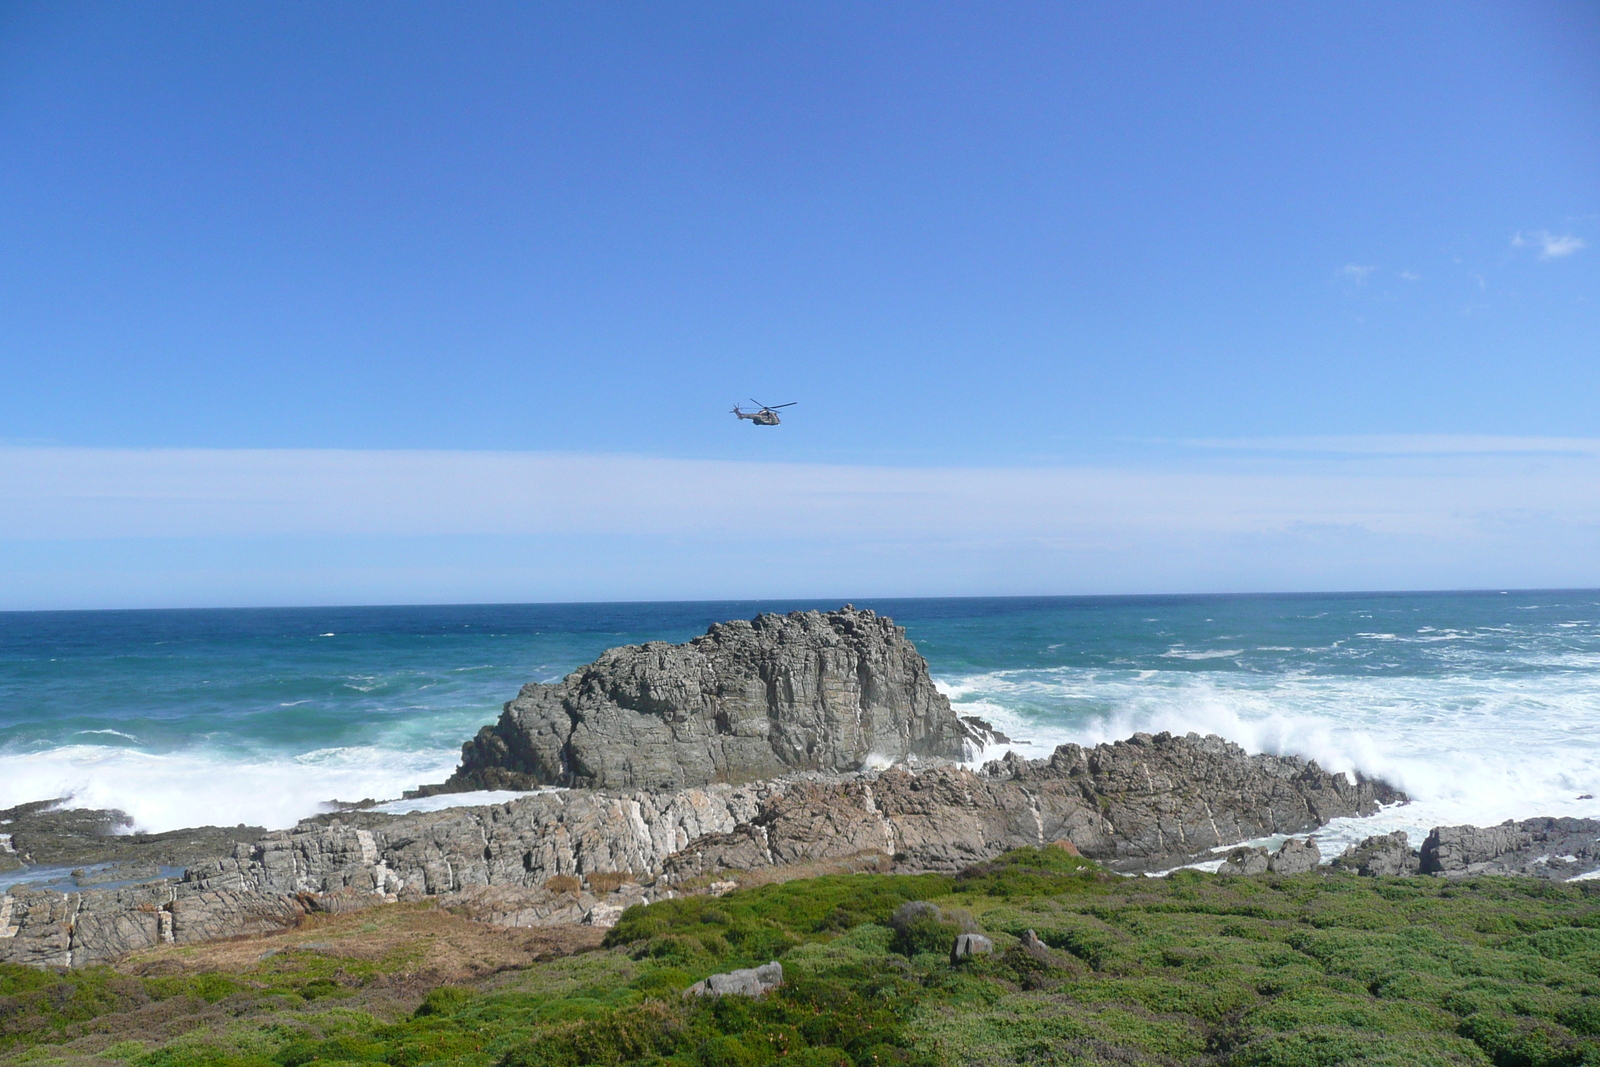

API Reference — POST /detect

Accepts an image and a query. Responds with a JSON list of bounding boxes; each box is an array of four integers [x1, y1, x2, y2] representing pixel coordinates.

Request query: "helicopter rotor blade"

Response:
[[766, 402, 797, 408]]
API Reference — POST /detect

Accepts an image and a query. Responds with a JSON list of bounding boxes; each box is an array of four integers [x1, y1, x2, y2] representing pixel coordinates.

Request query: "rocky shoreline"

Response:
[[5, 753, 1595, 970], [5, 606, 1598, 970]]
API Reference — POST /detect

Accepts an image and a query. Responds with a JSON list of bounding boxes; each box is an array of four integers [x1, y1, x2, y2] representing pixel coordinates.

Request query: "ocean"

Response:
[[3, 592, 1598, 860]]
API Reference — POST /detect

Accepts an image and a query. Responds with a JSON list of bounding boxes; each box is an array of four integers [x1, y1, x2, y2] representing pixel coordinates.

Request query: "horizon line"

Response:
[[1, 585, 1589, 616]]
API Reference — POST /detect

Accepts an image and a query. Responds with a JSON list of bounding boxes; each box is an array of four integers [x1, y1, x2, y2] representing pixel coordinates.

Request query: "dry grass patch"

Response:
[[115, 900, 603, 985], [670, 850, 895, 895], [585, 871, 636, 893]]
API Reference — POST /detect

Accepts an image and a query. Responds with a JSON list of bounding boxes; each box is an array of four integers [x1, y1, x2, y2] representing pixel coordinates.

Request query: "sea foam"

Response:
[[0, 744, 463, 833], [944, 665, 1600, 855]]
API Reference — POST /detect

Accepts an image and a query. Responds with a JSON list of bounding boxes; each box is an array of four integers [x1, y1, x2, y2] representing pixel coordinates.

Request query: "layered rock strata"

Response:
[[424, 607, 977, 793], [662, 732, 1396, 880], [1326, 818, 1600, 880], [1421, 817, 1600, 879], [1, 731, 1402, 968], [1, 783, 760, 968]]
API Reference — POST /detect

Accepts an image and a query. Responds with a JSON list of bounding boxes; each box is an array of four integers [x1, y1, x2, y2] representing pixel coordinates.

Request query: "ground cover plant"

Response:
[[2, 845, 1597, 1066]]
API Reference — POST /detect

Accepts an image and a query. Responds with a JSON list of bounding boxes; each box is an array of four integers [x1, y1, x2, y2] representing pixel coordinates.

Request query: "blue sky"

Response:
[[1, 2, 1597, 607]]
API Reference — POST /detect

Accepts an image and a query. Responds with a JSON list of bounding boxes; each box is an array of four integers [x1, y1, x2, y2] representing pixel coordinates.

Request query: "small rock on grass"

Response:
[[685, 961, 783, 998], [951, 933, 994, 963]]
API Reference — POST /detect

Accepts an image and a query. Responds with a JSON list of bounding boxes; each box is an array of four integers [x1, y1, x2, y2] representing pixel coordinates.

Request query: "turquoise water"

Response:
[[2, 593, 1599, 848]]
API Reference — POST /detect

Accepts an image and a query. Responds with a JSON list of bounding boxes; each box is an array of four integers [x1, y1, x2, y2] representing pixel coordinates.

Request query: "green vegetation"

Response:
[[2, 846, 1598, 1066]]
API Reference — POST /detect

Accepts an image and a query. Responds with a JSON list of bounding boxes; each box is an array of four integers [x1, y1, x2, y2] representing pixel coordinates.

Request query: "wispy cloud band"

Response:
[[1176, 434, 1600, 456], [3, 445, 1600, 606]]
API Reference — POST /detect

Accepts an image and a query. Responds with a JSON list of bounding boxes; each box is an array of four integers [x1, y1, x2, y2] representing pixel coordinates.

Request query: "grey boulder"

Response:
[[951, 933, 994, 962], [1216, 846, 1270, 876], [1268, 837, 1321, 874], [686, 961, 783, 997], [1334, 831, 1420, 876], [1216, 836, 1320, 876], [1017, 929, 1053, 962]]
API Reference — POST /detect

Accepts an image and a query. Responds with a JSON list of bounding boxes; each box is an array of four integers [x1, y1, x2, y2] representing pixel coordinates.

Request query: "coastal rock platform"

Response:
[[0, 800, 263, 875], [1323, 817, 1600, 879], [3, 730, 1403, 968]]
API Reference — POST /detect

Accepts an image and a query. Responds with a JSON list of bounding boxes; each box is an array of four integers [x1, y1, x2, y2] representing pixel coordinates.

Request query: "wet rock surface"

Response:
[[1217, 846, 1271, 876], [421, 606, 978, 794], [1215, 836, 1320, 876], [0, 801, 264, 875], [979, 730, 1402, 867], [663, 730, 1399, 880]]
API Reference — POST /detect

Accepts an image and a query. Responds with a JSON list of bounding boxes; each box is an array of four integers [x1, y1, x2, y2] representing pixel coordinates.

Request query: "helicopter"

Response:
[[731, 399, 796, 426]]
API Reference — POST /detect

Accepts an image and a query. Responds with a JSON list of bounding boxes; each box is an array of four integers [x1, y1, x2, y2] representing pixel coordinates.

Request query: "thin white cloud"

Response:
[[1179, 434, 1600, 456], [0, 446, 1599, 608], [1399, 271, 1420, 281], [1512, 229, 1587, 259], [1340, 264, 1377, 283]]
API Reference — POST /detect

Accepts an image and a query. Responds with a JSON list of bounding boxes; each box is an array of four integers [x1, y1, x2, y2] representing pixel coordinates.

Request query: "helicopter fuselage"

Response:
[[733, 407, 782, 425]]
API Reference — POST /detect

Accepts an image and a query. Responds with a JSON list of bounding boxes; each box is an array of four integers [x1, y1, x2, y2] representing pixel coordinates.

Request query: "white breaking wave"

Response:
[[367, 788, 563, 816], [0, 743, 463, 833], [941, 667, 1600, 854]]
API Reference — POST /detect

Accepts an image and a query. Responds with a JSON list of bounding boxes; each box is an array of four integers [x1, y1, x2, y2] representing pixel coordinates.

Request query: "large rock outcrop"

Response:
[[427, 606, 974, 793]]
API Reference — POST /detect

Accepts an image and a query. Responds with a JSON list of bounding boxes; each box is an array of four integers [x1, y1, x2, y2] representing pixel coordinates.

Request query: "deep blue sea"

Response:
[[3, 592, 1598, 856]]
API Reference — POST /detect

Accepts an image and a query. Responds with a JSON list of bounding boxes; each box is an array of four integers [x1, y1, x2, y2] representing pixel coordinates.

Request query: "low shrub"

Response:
[[544, 875, 581, 895], [412, 985, 477, 1018], [886, 902, 972, 958], [585, 871, 634, 894]]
